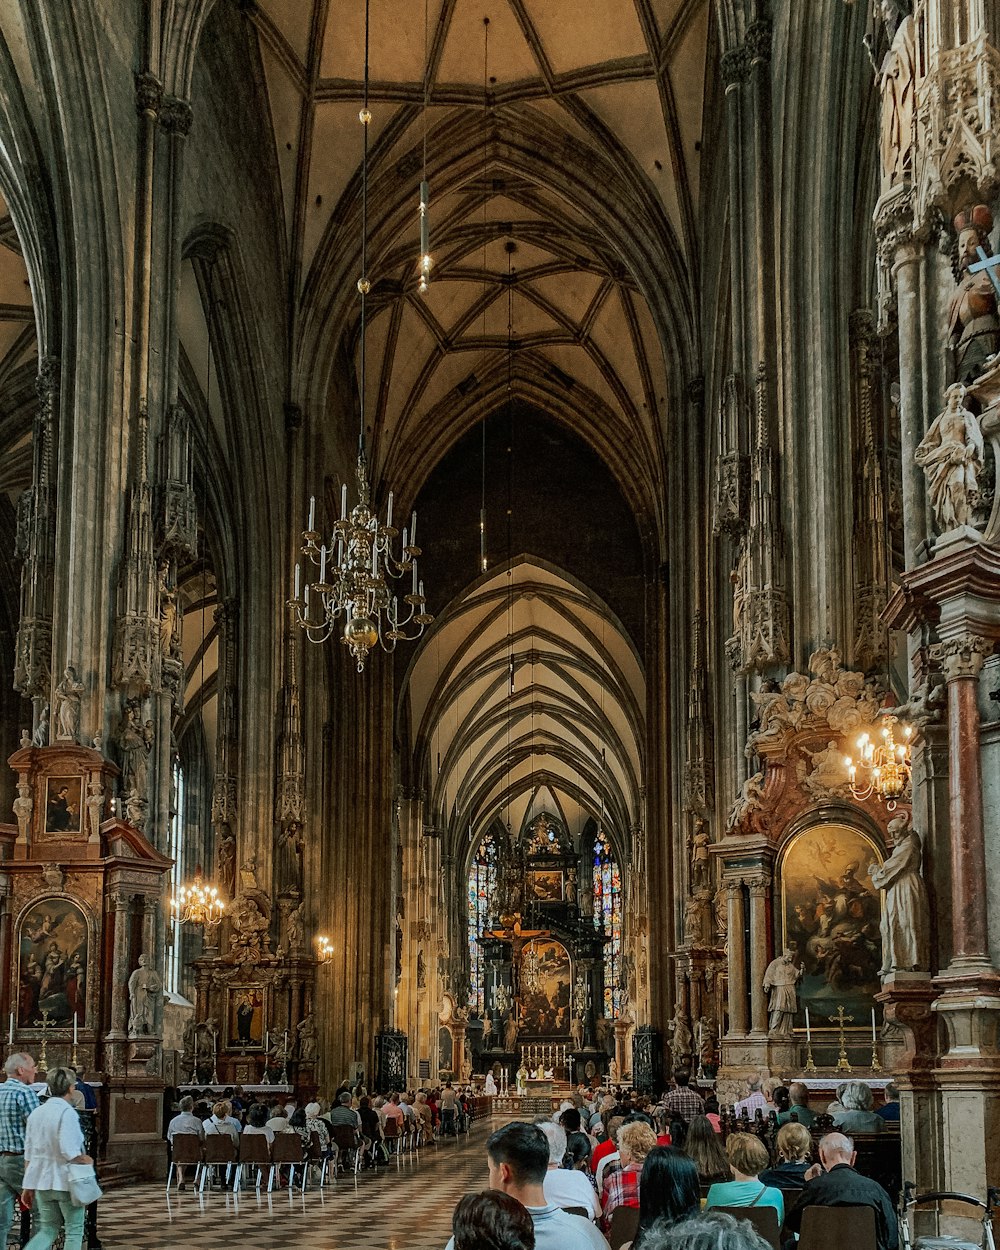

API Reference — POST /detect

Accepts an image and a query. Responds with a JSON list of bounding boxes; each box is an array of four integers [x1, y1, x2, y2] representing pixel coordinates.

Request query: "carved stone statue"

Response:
[[157, 561, 181, 660], [127, 953, 162, 1036], [86, 780, 104, 841], [19, 729, 30, 749], [416, 948, 426, 988], [763, 949, 802, 1035], [13, 780, 32, 841], [689, 818, 711, 889], [566, 866, 578, 904], [801, 739, 850, 798], [877, 1, 915, 193], [33, 705, 49, 748], [570, 1013, 584, 1052], [118, 703, 151, 799], [667, 1005, 693, 1066], [297, 1012, 318, 1063], [124, 788, 146, 829], [697, 1015, 718, 1070], [595, 1014, 612, 1055], [277, 823, 304, 894], [503, 1011, 519, 1053], [482, 1012, 493, 1046], [240, 852, 260, 892], [868, 811, 931, 974], [884, 674, 946, 732], [915, 383, 985, 533], [217, 831, 236, 897], [228, 894, 270, 964], [287, 901, 305, 952], [726, 771, 765, 831], [53, 666, 84, 742], [948, 206, 1000, 384], [580, 884, 594, 918]]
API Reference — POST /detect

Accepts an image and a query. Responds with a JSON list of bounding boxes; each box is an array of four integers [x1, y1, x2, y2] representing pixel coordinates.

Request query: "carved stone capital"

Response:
[[686, 376, 705, 407], [134, 72, 162, 117], [931, 634, 990, 681], [159, 96, 192, 136], [747, 20, 772, 65], [746, 875, 770, 898], [721, 47, 750, 87]]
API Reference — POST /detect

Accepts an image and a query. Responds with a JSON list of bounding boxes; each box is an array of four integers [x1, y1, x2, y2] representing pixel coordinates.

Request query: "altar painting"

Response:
[[227, 986, 265, 1050], [43, 776, 82, 836], [527, 869, 563, 902], [781, 823, 883, 1023], [519, 938, 571, 1034], [17, 897, 88, 1027]]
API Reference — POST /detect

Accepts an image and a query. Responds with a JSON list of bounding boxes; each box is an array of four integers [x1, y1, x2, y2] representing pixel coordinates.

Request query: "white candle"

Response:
[[213, 1029, 218, 1055], [319, 545, 326, 584], [7, 1012, 12, 1046], [308, 495, 315, 531], [410, 510, 417, 547], [294, 562, 300, 598], [371, 539, 378, 574], [412, 559, 418, 593], [804, 1006, 811, 1043], [387, 491, 393, 529], [341, 483, 348, 519], [73, 1013, 78, 1046], [871, 1007, 877, 1044]]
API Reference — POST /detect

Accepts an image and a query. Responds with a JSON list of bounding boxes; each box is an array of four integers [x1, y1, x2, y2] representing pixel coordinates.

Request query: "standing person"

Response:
[[21, 1066, 93, 1250], [440, 1082, 459, 1136], [662, 1070, 704, 1123], [0, 1053, 40, 1245]]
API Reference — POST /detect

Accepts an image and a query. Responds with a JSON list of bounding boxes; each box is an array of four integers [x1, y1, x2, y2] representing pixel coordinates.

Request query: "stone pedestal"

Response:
[[105, 1077, 166, 1179]]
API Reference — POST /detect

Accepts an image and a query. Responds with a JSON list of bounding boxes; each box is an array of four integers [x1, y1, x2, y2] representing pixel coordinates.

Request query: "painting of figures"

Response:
[[17, 898, 88, 1027], [519, 938, 572, 1034], [781, 823, 883, 1025], [527, 869, 563, 902], [227, 986, 265, 1050], [44, 776, 82, 836]]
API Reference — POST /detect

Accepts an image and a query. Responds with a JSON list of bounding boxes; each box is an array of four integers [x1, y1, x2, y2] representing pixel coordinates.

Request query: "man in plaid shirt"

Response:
[[663, 1069, 704, 1121], [0, 1053, 40, 1248]]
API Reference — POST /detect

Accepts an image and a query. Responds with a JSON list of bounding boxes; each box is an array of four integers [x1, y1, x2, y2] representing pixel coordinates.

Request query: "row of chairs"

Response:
[[598, 1204, 879, 1250], [167, 1131, 338, 1194]]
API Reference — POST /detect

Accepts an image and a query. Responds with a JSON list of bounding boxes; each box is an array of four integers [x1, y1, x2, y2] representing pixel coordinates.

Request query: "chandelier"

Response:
[[289, 0, 432, 673], [316, 934, 334, 964], [522, 943, 542, 995], [846, 714, 913, 809], [171, 872, 224, 929]]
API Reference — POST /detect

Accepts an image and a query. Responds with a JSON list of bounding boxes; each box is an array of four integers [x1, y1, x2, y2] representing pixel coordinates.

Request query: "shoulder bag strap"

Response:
[[747, 1183, 767, 1207]]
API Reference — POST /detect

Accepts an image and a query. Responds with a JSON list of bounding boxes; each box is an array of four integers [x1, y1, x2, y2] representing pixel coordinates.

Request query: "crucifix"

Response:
[[828, 1005, 854, 1073], [32, 1008, 52, 1070], [970, 246, 1000, 301]]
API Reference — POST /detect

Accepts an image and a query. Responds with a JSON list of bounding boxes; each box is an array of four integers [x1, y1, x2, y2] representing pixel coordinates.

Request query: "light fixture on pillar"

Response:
[[845, 714, 913, 809], [316, 934, 334, 964], [289, 0, 433, 673], [171, 870, 224, 929]]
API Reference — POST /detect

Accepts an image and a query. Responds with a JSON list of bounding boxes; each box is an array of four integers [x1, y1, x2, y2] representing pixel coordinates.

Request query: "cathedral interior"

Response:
[[0, 0, 998, 1236]]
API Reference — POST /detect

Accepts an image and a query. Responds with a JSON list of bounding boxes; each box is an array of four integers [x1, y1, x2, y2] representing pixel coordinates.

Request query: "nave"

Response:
[[97, 1118, 494, 1250]]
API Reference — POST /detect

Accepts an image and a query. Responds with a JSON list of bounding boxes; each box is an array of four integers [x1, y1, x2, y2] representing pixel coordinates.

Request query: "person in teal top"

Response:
[[776, 1081, 816, 1128], [705, 1132, 785, 1223]]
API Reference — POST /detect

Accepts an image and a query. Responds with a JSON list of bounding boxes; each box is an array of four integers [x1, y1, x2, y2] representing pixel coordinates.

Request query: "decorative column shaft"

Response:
[[748, 877, 770, 1035], [932, 635, 990, 966], [107, 893, 132, 1039], [726, 882, 748, 1035]]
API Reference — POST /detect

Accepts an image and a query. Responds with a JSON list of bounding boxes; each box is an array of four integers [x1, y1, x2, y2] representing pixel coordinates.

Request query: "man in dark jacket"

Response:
[[783, 1132, 898, 1250]]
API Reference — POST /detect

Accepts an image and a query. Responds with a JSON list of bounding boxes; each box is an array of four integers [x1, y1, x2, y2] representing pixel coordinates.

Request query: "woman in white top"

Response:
[[203, 1100, 241, 1142], [21, 1066, 93, 1250]]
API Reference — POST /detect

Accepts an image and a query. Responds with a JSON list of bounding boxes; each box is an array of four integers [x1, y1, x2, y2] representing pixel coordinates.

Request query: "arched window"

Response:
[[593, 827, 623, 1018], [467, 833, 498, 1014]]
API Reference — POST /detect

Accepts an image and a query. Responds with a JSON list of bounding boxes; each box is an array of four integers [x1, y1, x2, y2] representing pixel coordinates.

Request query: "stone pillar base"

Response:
[[876, 973, 937, 1073], [931, 969, 1000, 1069], [105, 1077, 166, 1180]]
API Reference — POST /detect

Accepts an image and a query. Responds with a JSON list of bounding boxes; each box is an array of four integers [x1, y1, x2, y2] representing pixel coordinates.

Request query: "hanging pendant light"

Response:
[[290, 0, 433, 672]]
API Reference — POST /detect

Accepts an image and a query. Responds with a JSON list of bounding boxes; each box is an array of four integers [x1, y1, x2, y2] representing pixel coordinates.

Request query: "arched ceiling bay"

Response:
[[252, 0, 710, 525], [409, 561, 644, 863]]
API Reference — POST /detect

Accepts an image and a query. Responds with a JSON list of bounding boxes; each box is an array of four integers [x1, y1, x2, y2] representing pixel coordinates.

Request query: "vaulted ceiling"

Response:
[[252, 0, 710, 522]]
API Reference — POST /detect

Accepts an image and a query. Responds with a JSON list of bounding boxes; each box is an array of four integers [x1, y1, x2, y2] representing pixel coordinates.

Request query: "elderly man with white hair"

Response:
[[538, 1120, 602, 1220], [784, 1131, 898, 1250]]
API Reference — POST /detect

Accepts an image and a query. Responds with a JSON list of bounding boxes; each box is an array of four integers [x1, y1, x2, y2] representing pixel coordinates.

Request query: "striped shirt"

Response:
[[0, 1079, 41, 1154]]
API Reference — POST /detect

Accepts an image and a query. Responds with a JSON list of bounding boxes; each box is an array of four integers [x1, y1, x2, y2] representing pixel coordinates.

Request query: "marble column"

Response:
[[107, 893, 132, 1041], [726, 882, 748, 1035], [747, 877, 770, 1036]]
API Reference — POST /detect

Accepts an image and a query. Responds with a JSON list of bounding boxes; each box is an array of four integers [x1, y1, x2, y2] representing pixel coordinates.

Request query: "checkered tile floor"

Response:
[[95, 1123, 494, 1250]]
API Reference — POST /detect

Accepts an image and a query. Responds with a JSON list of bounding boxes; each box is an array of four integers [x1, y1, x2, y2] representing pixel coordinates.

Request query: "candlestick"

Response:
[[804, 1007, 811, 1044], [803, 1006, 817, 1072], [7, 1012, 12, 1047], [73, 1013, 78, 1046], [829, 1004, 854, 1073]]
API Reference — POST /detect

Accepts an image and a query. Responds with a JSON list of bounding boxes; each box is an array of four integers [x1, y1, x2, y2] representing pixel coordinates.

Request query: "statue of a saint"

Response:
[[948, 206, 1000, 383], [482, 1012, 493, 1047], [53, 666, 84, 743], [13, 780, 32, 841], [216, 831, 236, 897], [915, 383, 985, 533], [726, 771, 765, 831], [570, 1014, 584, 1052], [32, 705, 49, 748], [667, 1005, 693, 1066], [127, 954, 162, 1036], [118, 704, 151, 799], [868, 811, 931, 974], [877, 1, 915, 193], [297, 1012, 318, 1063], [157, 562, 181, 659], [503, 1011, 519, 1053], [801, 739, 849, 798], [689, 818, 711, 889], [566, 867, 578, 904], [763, 949, 802, 1035], [287, 901, 305, 952]]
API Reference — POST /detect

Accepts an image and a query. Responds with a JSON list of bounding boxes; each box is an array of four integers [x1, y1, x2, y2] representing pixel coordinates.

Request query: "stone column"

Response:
[[107, 893, 132, 1041], [726, 882, 748, 1035], [747, 876, 770, 1036]]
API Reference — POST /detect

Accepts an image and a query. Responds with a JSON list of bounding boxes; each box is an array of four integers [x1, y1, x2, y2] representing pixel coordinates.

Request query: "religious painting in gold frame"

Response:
[[43, 776, 83, 837], [519, 938, 572, 1034], [780, 822, 883, 1025], [16, 896, 89, 1027], [226, 985, 266, 1050], [526, 869, 563, 902]]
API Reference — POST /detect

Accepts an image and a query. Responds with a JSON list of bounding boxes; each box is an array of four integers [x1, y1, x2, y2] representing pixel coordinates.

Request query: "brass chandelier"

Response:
[[171, 871, 224, 929], [846, 714, 912, 809], [289, 0, 432, 673]]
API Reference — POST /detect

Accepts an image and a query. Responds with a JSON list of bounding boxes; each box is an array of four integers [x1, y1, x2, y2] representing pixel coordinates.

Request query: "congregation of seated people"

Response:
[[163, 1078, 477, 1191], [442, 1069, 900, 1250]]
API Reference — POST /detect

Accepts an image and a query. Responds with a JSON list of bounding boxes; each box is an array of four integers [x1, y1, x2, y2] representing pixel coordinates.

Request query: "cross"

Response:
[[970, 246, 1000, 301], [828, 1005, 854, 1029]]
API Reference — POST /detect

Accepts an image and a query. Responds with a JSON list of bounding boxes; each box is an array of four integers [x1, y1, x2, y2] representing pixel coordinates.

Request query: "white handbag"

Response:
[[66, 1162, 102, 1208]]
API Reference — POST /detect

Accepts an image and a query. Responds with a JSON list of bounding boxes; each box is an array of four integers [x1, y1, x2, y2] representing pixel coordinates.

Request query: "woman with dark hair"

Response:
[[771, 1086, 790, 1119], [684, 1115, 729, 1184], [631, 1146, 700, 1248], [451, 1191, 535, 1250], [564, 1130, 593, 1173]]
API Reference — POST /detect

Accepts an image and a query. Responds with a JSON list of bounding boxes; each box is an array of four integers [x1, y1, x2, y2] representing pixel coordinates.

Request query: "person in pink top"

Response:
[[381, 1093, 404, 1126]]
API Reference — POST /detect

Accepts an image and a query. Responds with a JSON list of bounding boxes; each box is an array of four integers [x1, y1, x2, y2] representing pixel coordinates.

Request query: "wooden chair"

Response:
[[331, 1123, 363, 1173], [382, 1117, 401, 1156], [797, 1204, 878, 1250], [608, 1206, 641, 1250], [711, 1205, 781, 1250], [197, 1134, 236, 1192], [564, 1205, 591, 1218], [270, 1132, 307, 1192], [307, 1130, 330, 1187], [233, 1133, 274, 1193], [166, 1133, 203, 1191]]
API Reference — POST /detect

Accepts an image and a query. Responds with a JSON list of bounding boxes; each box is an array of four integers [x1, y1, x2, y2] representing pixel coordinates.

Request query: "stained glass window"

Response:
[[593, 828, 624, 1018], [468, 833, 498, 1015]]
